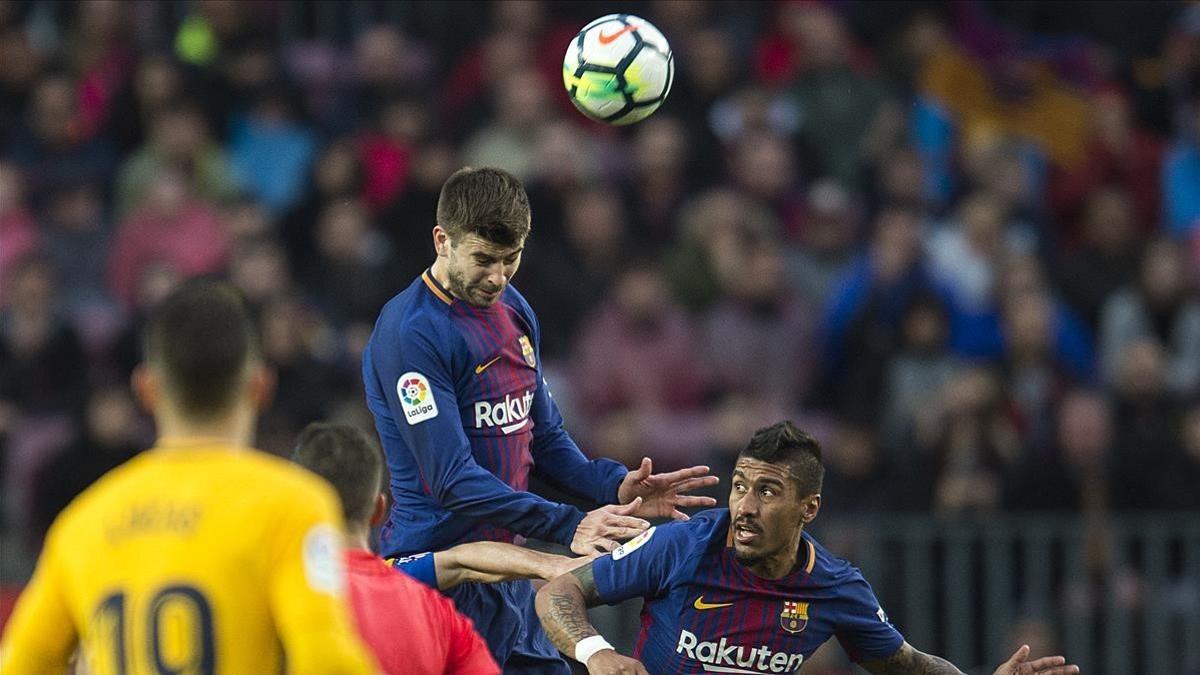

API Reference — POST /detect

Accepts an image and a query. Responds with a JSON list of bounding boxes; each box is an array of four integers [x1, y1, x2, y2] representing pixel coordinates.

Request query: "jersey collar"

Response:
[[422, 268, 455, 305]]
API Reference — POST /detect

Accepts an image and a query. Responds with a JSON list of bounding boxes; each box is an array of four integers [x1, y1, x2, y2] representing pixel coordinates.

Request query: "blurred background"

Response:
[[0, 0, 1197, 673]]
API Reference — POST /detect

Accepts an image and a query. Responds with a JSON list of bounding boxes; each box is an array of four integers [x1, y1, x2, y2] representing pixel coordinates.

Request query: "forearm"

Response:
[[439, 543, 563, 587], [534, 574, 602, 657], [864, 643, 965, 675]]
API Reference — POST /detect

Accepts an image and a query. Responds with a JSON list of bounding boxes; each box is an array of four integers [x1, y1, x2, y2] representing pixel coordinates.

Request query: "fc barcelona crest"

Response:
[[519, 336, 536, 368], [780, 601, 808, 634]]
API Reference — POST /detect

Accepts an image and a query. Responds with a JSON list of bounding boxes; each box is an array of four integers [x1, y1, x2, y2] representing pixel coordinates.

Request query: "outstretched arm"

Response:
[[434, 542, 592, 589], [862, 642, 1079, 675], [535, 563, 648, 674], [861, 643, 965, 675]]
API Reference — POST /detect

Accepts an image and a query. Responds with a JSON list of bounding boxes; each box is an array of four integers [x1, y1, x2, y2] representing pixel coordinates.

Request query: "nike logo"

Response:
[[693, 596, 734, 611], [598, 24, 639, 45], [474, 355, 503, 375]]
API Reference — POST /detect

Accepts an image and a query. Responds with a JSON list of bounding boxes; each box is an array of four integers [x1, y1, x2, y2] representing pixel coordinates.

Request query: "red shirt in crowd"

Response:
[[344, 549, 500, 675]]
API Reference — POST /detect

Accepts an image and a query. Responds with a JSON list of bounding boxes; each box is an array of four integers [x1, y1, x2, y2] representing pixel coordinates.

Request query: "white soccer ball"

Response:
[[562, 14, 674, 125]]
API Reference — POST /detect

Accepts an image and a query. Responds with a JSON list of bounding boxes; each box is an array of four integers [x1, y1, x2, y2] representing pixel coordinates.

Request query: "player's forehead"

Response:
[[455, 233, 524, 258], [732, 458, 793, 486]]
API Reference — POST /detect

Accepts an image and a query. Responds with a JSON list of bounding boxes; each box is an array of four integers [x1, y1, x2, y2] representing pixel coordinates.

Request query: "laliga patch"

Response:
[[398, 372, 438, 425], [612, 526, 656, 560], [302, 524, 344, 595]]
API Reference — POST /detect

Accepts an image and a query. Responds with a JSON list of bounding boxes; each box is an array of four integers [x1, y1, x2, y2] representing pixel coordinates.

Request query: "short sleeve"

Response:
[[388, 552, 438, 589], [832, 571, 905, 663], [591, 523, 695, 604]]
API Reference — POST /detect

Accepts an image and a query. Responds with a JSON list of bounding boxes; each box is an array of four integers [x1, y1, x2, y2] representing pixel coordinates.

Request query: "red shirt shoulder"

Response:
[[345, 550, 499, 675]]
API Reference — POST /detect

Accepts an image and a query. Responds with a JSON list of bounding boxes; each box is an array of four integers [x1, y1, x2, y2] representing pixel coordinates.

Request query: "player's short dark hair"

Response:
[[291, 423, 383, 526], [738, 421, 824, 497], [143, 279, 259, 420], [436, 166, 531, 248]]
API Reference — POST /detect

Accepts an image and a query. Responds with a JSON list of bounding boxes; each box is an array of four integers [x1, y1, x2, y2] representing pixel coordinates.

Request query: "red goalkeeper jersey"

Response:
[[344, 549, 499, 675]]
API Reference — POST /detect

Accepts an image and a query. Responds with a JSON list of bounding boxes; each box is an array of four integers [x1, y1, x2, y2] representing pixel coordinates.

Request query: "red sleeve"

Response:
[[438, 598, 500, 675]]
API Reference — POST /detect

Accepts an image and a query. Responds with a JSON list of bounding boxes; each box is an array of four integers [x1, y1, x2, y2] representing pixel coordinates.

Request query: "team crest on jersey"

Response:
[[518, 335, 536, 368], [780, 600, 809, 634]]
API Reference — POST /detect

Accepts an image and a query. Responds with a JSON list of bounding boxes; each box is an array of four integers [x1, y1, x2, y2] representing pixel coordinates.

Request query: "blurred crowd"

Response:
[[1, 0, 1198, 568]]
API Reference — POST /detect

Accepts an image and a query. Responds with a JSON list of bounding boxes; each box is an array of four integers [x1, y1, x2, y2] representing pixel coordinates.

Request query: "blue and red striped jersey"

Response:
[[592, 509, 904, 674], [363, 270, 627, 557]]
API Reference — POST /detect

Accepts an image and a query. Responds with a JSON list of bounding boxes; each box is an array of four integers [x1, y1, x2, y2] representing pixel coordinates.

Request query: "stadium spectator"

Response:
[[1054, 186, 1143, 331], [113, 101, 240, 218], [701, 239, 817, 408], [574, 257, 708, 421], [823, 203, 949, 423], [4, 73, 116, 211], [785, 179, 861, 307], [1099, 238, 1200, 397], [228, 87, 318, 216], [0, 162, 41, 282], [107, 165, 231, 309], [1163, 100, 1200, 237]]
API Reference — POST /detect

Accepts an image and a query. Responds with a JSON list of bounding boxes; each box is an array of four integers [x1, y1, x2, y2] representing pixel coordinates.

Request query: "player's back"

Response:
[[3, 444, 374, 675]]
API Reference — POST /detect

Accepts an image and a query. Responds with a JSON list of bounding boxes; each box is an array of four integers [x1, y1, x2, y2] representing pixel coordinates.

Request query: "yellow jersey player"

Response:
[[0, 280, 377, 675]]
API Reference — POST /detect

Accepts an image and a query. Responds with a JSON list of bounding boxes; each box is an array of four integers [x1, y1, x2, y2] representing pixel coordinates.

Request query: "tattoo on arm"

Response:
[[537, 563, 604, 656], [571, 564, 602, 606], [866, 643, 965, 675]]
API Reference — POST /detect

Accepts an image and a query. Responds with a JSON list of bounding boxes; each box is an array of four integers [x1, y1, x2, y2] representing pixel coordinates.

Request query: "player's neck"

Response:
[[745, 528, 805, 580], [429, 260, 457, 300], [154, 406, 255, 450], [344, 527, 372, 552]]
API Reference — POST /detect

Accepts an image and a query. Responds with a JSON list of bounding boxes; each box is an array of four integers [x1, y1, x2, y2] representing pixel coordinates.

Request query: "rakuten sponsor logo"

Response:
[[676, 630, 803, 674], [473, 390, 534, 434]]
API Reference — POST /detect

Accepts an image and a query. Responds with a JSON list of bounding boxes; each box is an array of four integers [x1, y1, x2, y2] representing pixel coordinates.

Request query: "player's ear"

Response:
[[799, 493, 821, 525], [247, 363, 276, 412], [432, 225, 451, 257], [131, 363, 160, 413], [369, 493, 388, 527]]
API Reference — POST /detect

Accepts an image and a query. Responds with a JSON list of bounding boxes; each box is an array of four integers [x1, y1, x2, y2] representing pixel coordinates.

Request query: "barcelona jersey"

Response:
[[363, 270, 627, 557], [591, 509, 905, 674]]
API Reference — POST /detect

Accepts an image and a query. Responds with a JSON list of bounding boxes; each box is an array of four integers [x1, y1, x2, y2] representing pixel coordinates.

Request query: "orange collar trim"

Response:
[[422, 269, 454, 305]]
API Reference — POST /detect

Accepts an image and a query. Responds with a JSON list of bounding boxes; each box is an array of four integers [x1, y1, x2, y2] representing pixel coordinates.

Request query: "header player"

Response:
[[537, 421, 1080, 675], [363, 166, 718, 672], [1, 281, 375, 674]]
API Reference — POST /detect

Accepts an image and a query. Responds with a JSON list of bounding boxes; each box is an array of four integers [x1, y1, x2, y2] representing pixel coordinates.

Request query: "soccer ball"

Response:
[[562, 14, 674, 125]]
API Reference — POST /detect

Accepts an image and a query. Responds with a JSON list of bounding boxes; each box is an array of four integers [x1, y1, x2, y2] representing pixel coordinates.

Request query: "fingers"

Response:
[[1039, 667, 1078, 675], [1024, 656, 1066, 670], [672, 495, 718, 508], [593, 539, 618, 553], [670, 509, 690, 521], [608, 497, 643, 516], [646, 465, 711, 485], [667, 476, 720, 493], [604, 525, 649, 539], [628, 457, 651, 481], [1004, 644, 1031, 666], [605, 515, 651, 530]]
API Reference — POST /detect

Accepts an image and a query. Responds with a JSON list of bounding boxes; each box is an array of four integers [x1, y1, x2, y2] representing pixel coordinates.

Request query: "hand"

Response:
[[617, 457, 719, 520], [992, 645, 1080, 675], [586, 649, 649, 674], [572, 498, 650, 555]]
